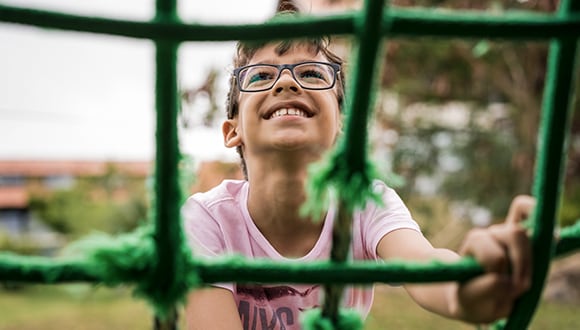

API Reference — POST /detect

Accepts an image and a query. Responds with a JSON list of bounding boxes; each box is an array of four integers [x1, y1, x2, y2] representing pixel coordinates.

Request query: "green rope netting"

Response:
[[1, 0, 580, 329]]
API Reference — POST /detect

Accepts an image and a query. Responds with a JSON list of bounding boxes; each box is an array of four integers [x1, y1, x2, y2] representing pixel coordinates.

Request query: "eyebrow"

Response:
[[250, 59, 322, 65]]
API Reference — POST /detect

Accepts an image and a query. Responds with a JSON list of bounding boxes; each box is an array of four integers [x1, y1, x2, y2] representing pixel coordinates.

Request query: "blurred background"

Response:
[[0, 0, 579, 329]]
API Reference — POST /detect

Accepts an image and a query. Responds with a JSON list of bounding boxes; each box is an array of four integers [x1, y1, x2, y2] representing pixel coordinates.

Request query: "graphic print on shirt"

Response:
[[236, 284, 320, 330]]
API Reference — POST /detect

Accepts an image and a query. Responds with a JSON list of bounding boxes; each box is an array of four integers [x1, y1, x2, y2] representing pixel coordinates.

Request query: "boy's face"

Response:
[[224, 43, 342, 165]]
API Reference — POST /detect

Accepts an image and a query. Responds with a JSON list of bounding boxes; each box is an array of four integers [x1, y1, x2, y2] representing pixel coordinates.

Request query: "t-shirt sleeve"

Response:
[[181, 195, 234, 292], [182, 195, 226, 258], [362, 181, 422, 260]]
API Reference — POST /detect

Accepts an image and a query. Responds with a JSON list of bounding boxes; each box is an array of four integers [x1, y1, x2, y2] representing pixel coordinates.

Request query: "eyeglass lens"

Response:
[[239, 63, 335, 91]]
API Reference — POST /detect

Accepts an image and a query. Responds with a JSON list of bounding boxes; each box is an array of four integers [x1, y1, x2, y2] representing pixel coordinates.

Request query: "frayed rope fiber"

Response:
[[301, 308, 364, 330], [63, 225, 200, 319]]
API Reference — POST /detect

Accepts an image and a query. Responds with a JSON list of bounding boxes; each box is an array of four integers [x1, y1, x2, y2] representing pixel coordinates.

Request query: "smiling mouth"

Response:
[[268, 107, 310, 119]]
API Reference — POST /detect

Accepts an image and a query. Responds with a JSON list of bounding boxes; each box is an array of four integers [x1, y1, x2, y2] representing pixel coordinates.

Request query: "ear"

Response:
[[222, 119, 242, 148]]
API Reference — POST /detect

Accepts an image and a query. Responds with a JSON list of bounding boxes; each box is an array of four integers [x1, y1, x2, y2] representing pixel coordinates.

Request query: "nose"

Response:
[[272, 68, 301, 94]]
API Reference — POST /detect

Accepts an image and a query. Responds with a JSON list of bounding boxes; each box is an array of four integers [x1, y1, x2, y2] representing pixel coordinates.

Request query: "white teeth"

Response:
[[270, 108, 307, 118]]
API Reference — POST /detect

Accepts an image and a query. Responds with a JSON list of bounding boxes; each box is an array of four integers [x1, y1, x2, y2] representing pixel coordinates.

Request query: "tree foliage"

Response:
[[374, 0, 579, 224], [29, 165, 148, 240]]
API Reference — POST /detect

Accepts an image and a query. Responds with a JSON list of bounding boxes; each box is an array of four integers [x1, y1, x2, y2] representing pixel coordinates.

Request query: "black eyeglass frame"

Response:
[[233, 61, 341, 93]]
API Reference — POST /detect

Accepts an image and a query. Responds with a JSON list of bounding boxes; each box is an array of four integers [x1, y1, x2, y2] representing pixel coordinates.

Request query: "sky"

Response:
[[0, 0, 277, 162]]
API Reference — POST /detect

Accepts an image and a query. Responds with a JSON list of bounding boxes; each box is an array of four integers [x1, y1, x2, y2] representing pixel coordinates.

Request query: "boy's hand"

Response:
[[454, 195, 535, 324]]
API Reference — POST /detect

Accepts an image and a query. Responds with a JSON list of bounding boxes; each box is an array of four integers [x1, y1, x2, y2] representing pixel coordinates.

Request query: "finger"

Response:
[[488, 224, 532, 294], [504, 195, 535, 292], [460, 228, 509, 274], [458, 273, 515, 322], [508, 227, 532, 293], [506, 195, 536, 225]]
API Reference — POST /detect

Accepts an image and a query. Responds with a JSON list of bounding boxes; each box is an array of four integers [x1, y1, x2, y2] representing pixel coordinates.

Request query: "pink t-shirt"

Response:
[[182, 179, 420, 330]]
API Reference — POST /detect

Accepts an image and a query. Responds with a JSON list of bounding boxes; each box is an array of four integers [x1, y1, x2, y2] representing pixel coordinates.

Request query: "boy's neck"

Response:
[[245, 154, 325, 257], [247, 164, 310, 225]]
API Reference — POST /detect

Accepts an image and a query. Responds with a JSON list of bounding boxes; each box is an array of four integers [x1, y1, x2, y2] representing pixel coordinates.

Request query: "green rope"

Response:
[[3, 225, 580, 286], [502, 1, 580, 328], [556, 220, 580, 257], [0, 252, 482, 285], [62, 226, 156, 286], [320, 202, 355, 325], [310, 0, 387, 327], [144, 1, 192, 327], [2, 5, 580, 41], [304, 0, 387, 217], [302, 308, 364, 330]]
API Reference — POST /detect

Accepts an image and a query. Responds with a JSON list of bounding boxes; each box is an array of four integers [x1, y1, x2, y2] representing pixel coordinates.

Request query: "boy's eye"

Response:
[[242, 66, 277, 88], [299, 70, 325, 80], [295, 64, 331, 84], [248, 72, 274, 84]]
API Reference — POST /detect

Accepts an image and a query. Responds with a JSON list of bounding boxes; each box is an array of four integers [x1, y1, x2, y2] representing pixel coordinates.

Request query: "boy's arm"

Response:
[[185, 287, 243, 330], [376, 195, 534, 324]]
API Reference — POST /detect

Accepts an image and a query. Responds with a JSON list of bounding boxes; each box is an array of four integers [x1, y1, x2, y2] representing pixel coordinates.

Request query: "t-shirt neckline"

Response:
[[239, 181, 335, 261]]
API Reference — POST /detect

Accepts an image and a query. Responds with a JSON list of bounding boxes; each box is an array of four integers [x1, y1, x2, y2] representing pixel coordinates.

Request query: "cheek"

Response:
[[237, 94, 265, 118], [328, 97, 342, 130], [323, 109, 342, 143], [236, 99, 253, 126]]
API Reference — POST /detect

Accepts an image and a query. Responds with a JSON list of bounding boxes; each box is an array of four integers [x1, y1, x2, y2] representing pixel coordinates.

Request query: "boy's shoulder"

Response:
[[190, 179, 247, 208]]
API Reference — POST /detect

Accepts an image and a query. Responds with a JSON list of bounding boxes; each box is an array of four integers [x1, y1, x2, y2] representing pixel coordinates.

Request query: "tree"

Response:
[[374, 0, 579, 223], [29, 165, 148, 240]]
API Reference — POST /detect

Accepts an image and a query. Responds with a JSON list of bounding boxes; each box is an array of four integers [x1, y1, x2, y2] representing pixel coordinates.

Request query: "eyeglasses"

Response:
[[233, 61, 341, 92]]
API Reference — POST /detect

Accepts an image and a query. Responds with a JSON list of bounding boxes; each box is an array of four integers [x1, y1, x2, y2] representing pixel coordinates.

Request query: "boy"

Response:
[[182, 34, 534, 330]]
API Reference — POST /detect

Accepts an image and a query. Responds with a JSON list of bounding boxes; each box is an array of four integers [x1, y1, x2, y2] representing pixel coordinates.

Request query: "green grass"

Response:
[[0, 285, 153, 330], [366, 286, 472, 329], [0, 284, 578, 329], [367, 285, 580, 330]]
